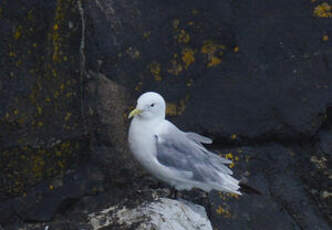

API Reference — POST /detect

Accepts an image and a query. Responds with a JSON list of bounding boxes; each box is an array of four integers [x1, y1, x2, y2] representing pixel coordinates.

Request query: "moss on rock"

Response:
[[0, 0, 87, 199]]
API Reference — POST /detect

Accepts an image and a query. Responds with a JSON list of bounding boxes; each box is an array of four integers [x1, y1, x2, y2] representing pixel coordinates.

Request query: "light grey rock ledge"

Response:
[[88, 198, 213, 230]]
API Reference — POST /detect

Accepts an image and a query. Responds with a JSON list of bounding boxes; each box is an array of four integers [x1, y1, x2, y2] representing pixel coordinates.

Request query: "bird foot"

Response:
[[169, 187, 179, 199]]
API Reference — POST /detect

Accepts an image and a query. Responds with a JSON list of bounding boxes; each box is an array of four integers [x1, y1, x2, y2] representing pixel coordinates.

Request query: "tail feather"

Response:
[[215, 174, 242, 195], [239, 182, 262, 195]]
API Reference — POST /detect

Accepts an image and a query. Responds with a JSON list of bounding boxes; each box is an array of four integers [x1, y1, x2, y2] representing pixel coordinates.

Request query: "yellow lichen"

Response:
[[173, 19, 180, 29], [167, 59, 183, 75], [26, 9, 34, 21], [192, 9, 199, 15], [186, 79, 193, 87], [166, 103, 177, 116], [135, 81, 143, 92], [14, 25, 23, 40], [37, 106, 43, 115], [225, 153, 233, 159], [207, 56, 222, 67], [166, 95, 190, 116], [149, 62, 162, 81], [126, 46, 140, 59], [16, 117, 25, 125], [178, 96, 189, 114], [16, 59, 22, 67], [181, 48, 195, 69], [216, 205, 232, 218], [64, 112, 72, 121], [143, 31, 151, 39], [56, 151, 62, 157], [1, 0, 87, 197], [61, 141, 71, 150], [201, 41, 225, 68], [66, 92, 73, 98], [313, 3, 332, 18], [245, 156, 250, 162], [58, 161, 65, 168], [4, 112, 10, 119], [177, 29, 190, 43], [225, 152, 235, 168], [234, 46, 239, 52], [219, 191, 240, 201], [31, 155, 45, 180], [54, 90, 60, 98], [50, 0, 68, 63], [53, 24, 59, 31], [0, 142, 78, 196], [201, 41, 225, 54], [322, 35, 329, 41]]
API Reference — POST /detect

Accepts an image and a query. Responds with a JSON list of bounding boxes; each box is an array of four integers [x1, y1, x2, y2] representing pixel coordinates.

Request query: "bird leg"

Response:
[[169, 187, 179, 199]]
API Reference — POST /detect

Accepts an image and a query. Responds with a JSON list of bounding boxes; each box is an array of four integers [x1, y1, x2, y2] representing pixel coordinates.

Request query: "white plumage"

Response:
[[128, 92, 241, 195]]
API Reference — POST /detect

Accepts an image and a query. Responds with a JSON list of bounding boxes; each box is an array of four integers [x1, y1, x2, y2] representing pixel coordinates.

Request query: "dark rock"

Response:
[[0, 0, 332, 229], [0, 164, 104, 224], [0, 0, 89, 201], [319, 130, 332, 156], [84, 0, 332, 142], [208, 144, 331, 230], [86, 72, 142, 181]]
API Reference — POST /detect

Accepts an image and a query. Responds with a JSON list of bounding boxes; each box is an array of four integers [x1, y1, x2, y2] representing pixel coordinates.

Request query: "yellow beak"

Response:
[[128, 108, 143, 119]]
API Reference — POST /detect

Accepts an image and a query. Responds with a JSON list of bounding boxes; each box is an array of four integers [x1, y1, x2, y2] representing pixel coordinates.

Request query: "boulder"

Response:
[[88, 198, 212, 230]]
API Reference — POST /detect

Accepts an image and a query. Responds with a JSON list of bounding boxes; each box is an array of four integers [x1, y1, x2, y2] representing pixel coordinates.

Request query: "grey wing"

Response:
[[185, 132, 213, 145], [155, 128, 233, 182]]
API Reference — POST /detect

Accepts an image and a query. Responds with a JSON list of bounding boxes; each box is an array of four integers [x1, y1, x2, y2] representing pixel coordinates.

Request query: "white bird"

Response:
[[128, 92, 241, 195]]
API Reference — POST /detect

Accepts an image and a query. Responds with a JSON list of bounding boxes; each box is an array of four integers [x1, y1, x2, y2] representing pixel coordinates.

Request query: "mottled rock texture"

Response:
[[88, 198, 212, 230], [0, 0, 88, 201], [0, 0, 331, 229]]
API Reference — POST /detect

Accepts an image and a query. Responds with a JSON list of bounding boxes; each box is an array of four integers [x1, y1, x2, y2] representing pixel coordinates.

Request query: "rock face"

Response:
[[0, 0, 90, 212], [84, 0, 332, 141], [0, 0, 331, 229], [89, 198, 212, 230], [209, 143, 331, 230]]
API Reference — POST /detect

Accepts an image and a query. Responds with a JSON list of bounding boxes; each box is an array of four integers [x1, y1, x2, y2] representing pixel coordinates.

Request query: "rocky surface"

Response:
[[0, 0, 331, 229], [0, 0, 88, 200], [209, 142, 331, 230], [88, 198, 212, 230]]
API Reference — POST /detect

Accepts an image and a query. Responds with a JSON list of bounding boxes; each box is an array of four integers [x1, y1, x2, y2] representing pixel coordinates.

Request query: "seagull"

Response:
[[128, 92, 241, 196]]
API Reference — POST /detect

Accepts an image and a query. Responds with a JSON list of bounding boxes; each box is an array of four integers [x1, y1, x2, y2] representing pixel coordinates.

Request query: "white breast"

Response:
[[128, 118, 159, 171], [128, 118, 194, 188]]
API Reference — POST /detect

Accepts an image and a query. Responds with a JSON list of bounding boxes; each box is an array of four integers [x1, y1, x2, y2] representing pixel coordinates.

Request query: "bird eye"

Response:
[[150, 103, 155, 107]]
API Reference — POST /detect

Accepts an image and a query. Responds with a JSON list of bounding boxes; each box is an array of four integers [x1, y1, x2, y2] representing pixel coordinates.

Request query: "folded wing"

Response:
[[155, 123, 233, 183]]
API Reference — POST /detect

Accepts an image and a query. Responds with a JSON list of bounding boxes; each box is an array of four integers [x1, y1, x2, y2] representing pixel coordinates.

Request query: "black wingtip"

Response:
[[239, 182, 262, 195]]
